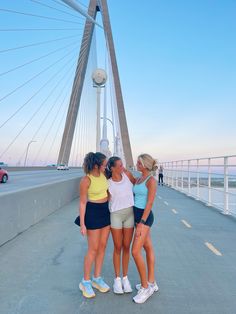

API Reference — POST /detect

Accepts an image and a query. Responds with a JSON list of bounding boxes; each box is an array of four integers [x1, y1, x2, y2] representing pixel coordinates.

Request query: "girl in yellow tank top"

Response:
[[87, 173, 108, 201], [77, 152, 110, 299]]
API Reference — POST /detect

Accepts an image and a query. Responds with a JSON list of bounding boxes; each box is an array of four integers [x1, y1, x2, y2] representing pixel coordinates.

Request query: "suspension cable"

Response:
[[0, 8, 84, 25], [0, 41, 79, 106], [50, 0, 77, 11], [31, 67, 76, 164], [0, 45, 80, 130], [0, 39, 81, 77], [17, 67, 75, 164], [0, 34, 82, 54], [0, 28, 82, 32], [30, 0, 84, 20], [0, 56, 76, 159], [45, 100, 69, 164], [31, 64, 76, 141]]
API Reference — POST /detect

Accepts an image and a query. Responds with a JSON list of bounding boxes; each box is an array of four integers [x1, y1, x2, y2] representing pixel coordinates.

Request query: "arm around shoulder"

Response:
[[124, 169, 136, 184]]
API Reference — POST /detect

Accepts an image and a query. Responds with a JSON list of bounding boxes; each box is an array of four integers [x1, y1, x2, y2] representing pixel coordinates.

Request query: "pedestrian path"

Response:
[[0, 186, 236, 314]]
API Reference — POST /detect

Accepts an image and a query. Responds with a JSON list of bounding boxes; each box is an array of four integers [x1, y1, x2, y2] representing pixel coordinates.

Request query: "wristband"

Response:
[[140, 219, 146, 225]]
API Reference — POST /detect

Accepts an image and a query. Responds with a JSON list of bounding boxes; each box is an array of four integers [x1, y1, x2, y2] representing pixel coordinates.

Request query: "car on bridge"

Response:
[[0, 167, 8, 183], [57, 164, 69, 170], [0, 162, 8, 167]]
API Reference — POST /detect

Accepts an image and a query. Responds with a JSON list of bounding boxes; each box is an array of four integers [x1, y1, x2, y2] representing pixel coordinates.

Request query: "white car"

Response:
[[0, 162, 8, 167], [57, 164, 69, 170]]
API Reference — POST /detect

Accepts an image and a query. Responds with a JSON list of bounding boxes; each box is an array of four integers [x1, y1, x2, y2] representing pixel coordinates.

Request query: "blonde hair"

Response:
[[138, 153, 158, 172]]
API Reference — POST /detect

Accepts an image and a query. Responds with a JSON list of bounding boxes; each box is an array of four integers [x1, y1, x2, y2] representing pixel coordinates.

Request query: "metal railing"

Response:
[[161, 155, 236, 216]]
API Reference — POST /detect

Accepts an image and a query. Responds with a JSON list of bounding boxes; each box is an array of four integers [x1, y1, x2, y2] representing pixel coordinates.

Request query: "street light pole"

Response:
[[24, 141, 36, 167], [92, 69, 107, 152], [101, 117, 115, 154], [96, 87, 101, 152]]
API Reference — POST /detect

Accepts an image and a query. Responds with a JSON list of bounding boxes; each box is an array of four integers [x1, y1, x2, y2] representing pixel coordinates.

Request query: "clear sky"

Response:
[[0, 0, 236, 165], [107, 0, 236, 162]]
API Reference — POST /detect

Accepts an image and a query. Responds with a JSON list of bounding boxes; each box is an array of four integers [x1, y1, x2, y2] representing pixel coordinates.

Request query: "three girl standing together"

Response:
[[78, 152, 158, 304]]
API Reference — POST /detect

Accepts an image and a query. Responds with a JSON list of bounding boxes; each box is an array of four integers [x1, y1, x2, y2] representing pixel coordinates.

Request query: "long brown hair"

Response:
[[83, 152, 106, 174]]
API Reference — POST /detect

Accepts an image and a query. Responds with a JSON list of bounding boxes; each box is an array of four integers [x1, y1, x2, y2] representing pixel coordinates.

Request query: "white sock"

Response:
[[83, 278, 91, 283]]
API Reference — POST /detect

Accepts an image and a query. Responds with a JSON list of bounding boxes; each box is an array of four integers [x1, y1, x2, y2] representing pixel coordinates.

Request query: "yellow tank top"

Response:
[[87, 173, 108, 201]]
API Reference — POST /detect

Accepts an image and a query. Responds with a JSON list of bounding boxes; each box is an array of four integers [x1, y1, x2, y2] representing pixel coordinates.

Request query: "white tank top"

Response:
[[108, 173, 134, 212]]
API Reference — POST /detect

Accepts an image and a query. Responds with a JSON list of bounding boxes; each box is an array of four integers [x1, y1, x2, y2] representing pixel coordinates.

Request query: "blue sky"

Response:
[[0, 0, 236, 165], [107, 0, 236, 162]]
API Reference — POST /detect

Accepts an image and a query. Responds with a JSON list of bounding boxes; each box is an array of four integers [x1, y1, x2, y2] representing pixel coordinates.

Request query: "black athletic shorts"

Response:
[[75, 201, 110, 230], [133, 206, 154, 227]]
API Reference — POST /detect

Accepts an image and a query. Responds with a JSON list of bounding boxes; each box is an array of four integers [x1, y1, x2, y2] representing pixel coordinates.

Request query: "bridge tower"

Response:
[[57, 0, 133, 168]]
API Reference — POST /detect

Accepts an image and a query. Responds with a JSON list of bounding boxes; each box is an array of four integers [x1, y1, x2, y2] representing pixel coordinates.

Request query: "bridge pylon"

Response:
[[57, 0, 133, 168]]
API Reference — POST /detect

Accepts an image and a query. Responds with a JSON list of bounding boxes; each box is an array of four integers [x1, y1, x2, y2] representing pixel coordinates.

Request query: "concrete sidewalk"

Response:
[[1, 186, 236, 314]]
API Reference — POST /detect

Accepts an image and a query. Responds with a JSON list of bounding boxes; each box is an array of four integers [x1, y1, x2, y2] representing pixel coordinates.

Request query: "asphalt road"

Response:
[[0, 169, 84, 195]]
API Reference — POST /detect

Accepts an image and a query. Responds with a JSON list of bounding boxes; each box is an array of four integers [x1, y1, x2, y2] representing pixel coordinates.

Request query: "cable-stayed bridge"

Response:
[[0, 1, 236, 313], [0, 0, 132, 168]]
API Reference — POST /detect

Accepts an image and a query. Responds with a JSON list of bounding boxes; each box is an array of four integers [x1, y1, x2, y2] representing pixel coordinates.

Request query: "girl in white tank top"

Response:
[[108, 172, 134, 212], [105, 157, 136, 295]]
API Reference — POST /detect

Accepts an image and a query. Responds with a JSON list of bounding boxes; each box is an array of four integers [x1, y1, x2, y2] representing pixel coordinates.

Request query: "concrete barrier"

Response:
[[0, 177, 81, 246]]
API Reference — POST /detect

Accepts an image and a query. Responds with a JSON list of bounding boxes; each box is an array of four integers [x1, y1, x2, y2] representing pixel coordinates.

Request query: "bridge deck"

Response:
[[1, 186, 236, 314]]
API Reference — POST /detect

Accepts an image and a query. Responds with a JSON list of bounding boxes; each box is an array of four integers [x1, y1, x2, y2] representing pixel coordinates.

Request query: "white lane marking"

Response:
[[158, 196, 162, 200], [181, 219, 192, 228], [172, 208, 178, 214], [164, 201, 168, 206], [205, 242, 222, 256]]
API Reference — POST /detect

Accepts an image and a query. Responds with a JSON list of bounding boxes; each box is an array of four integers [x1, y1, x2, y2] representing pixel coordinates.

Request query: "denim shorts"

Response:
[[133, 206, 154, 227]]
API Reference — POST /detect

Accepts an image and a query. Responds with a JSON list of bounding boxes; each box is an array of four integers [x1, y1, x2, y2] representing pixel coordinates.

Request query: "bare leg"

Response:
[[84, 229, 100, 280], [94, 225, 110, 277], [122, 228, 134, 277], [111, 228, 123, 277], [143, 231, 155, 283], [132, 225, 150, 288]]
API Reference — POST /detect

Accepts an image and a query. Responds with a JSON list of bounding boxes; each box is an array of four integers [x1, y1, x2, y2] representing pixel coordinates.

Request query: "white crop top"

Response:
[[108, 173, 134, 213]]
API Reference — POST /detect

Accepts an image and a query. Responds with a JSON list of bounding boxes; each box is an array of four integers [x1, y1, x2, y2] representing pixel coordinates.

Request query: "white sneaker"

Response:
[[135, 281, 159, 292], [133, 286, 154, 304], [122, 276, 132, 293], [113, 277, 124, 294]]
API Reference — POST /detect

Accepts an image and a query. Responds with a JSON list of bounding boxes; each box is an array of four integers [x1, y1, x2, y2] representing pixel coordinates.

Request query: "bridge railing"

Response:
[[162, 155, 236, 216]]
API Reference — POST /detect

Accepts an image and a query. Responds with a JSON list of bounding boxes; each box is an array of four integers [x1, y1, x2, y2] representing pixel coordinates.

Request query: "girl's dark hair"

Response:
[[105, 156, 121, 179], [83, 152, 106, 174]]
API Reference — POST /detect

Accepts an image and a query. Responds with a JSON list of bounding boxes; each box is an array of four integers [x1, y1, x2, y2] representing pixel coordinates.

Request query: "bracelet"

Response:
[[140, 219, 146, 225]]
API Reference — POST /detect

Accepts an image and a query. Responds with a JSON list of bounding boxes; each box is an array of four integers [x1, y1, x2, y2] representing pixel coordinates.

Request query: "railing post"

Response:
[[188, 160, 190, 195], [171, 161, 174, 187], [168, 162, 170, 186], [175, 161, 178, 189], [169, 162, 171, 186], [181, 160, 184, 191], [162, 162, 164, 185], [174, 161, 176, 188], [208, 158, 211, 206], [196, 159, 200, 200], [165, 163, 167, 186], [224, 157, 229, 214], [164, 163, 167, 185], [167, 162, 170, 186]]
